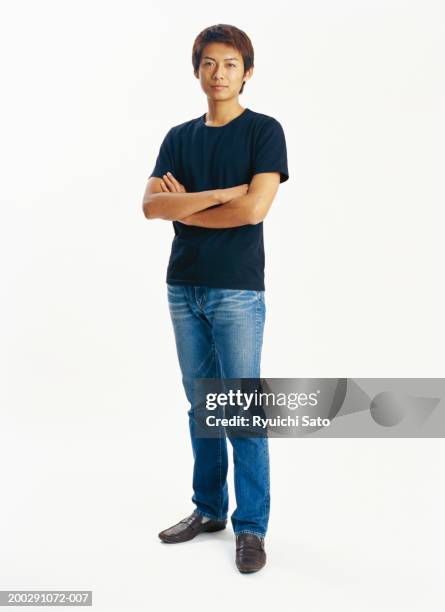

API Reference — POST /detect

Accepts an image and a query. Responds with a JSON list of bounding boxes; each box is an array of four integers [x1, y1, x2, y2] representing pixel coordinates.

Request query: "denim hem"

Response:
[[234, 529, 266, 539], [195, 509, 227, 522]]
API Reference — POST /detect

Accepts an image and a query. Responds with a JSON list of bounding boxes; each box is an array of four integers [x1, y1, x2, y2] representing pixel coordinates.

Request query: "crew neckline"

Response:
[[201, 107, 250, 129]]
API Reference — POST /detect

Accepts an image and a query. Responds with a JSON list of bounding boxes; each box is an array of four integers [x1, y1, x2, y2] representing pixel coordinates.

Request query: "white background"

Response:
[[1, 0, 444, 610]]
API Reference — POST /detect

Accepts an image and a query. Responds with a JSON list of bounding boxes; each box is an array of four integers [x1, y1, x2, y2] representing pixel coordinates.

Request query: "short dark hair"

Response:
[[192, 24, 254, 95]]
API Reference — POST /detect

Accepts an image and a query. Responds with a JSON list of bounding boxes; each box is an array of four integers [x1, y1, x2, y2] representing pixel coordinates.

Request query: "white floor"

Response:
[[1, 419, 443, 612]]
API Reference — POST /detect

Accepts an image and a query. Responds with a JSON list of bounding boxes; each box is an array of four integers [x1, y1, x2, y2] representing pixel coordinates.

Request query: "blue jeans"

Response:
[[167, 284, 270, 538]]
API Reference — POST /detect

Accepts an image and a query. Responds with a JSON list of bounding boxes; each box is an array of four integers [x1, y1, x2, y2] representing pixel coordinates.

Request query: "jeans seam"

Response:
[[262, 441, 270, 521], [257, 292, 269, 531], [211, 339, 223, 519]]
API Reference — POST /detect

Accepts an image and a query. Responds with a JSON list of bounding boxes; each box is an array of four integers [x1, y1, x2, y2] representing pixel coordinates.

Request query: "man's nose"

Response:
[[212, 65, 227, 79]]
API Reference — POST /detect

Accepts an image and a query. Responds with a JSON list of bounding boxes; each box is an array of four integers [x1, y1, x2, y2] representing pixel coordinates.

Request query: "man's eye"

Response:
[[203, 61, 236, 67]]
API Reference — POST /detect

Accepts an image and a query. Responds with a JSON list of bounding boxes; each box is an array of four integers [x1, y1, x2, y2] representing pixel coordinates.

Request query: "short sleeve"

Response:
[[148, 127, 175, 179], [251, 119, 289, 183]]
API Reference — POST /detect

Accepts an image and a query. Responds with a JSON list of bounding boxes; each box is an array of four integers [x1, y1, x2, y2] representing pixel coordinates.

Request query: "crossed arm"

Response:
[[142, 171, 282, 228]]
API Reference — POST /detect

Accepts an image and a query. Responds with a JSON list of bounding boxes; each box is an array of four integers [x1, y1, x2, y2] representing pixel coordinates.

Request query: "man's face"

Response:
[[195, 42, 252, 99]]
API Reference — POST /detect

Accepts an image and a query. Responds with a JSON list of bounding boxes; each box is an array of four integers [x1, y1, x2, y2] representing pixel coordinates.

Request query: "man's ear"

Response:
[[244, 66, 254, 82]]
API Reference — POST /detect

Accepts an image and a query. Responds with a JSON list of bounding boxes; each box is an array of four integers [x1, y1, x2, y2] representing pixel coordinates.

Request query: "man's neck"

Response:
[[204, 102, 246, 127]]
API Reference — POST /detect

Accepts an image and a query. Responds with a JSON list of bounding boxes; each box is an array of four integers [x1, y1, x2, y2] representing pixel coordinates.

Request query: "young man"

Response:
[[142, 24, 289, 573]]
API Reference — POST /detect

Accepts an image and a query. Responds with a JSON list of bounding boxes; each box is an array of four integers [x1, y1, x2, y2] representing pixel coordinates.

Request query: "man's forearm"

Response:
[[180, 193, 258, 228], [143, 189, 220, 221]]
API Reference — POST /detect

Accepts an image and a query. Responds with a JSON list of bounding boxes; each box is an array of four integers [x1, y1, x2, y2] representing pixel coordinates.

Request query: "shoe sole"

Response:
[[159, 522, 227, 543]]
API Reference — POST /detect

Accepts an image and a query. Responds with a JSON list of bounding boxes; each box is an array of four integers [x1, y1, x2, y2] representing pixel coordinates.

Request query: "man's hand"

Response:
[[160, 172, 187, 193]]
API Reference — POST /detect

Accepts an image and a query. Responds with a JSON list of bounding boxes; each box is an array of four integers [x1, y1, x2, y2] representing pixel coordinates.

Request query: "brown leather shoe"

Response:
[[158, 510, 227, 543], [235, 533, 267, 573]]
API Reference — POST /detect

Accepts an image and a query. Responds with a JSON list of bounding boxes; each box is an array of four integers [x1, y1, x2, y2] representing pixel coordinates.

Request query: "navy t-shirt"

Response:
[[149, 107, 289, 291]]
